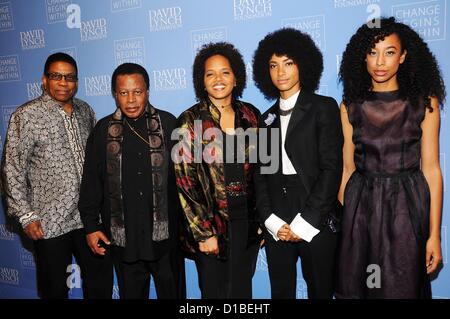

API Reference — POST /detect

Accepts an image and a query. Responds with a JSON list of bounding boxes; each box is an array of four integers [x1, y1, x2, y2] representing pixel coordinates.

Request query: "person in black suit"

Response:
[[252, 28, 343, 299], [78, 63, 185, 299]]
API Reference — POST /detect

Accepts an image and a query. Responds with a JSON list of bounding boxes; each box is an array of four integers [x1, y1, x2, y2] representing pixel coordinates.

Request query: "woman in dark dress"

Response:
[[173, 42, 262, 299], [337, 17, 446, 299]]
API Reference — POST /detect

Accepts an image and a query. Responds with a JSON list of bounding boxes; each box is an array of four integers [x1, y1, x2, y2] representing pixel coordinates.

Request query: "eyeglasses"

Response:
[[46, 72, 78, 82]]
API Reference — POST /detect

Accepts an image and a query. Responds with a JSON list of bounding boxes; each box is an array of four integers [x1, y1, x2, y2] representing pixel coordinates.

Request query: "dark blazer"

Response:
[[78, 107, 182, 256], [254, 91, 343, 230]]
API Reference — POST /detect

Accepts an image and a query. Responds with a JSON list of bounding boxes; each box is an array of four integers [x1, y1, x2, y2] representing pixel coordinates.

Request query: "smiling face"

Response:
[[42, 61, 78, 107], [203, 54, 236, 106], [269, 54, 301, 100], [114, 73, 149, 119], [366, 33, 407, 91]]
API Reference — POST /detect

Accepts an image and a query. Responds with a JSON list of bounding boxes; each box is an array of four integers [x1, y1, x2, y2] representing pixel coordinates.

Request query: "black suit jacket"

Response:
[[78, 107, 182, 258], [254, 91, 343, 230]]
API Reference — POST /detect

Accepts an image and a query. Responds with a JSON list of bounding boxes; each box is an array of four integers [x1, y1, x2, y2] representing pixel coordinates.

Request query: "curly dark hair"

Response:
[[252, 28, 323, 100], [340, 17, 446, 110], [192, 42, 246, 101]]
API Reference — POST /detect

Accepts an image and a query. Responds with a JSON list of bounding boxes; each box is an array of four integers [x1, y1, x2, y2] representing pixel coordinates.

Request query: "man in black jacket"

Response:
[[78, 63, 185, 299], [252, 28, 343, 299]]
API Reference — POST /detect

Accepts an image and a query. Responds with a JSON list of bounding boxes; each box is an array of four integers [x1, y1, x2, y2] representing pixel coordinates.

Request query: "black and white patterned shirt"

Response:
[[2, 93, 96, 239]]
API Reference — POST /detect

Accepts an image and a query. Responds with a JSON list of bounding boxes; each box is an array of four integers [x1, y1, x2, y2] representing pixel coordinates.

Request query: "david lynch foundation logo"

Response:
[[0, 267, 19, 285], [111, 0, 142, 13], [190, 27, 228, 58], [153, 67, 187, 91], [233, 0, 272, 21], [1, 105, 16, 136], [149, 6, 182, 32], [334, 0, 380, 8], [0, 2, 14, 31], [283, 15, 326, 51], [84, 74, 111, 96], [19, 247, 35, 269], [46, 0, 71, 24], [26, 82, 42, 100], [392, 0, 446, 41], [50, 46, 77, 61], [256, 248, 268, 272], [0, 223, 15, 241], [114, 37, 145, 65], [0, 55, 21, 82], [20, 29, 45, 50], [296, 278, 308, 299], [80, 18, 107, 41], [112, 284, 120, 299]]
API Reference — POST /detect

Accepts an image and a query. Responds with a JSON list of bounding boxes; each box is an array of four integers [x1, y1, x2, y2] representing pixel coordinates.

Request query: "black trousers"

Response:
[[194, 219, 260, 299], [34, 228, 113, 299], [264, 175, 338, 299], [265, 227, 337, 299], [111, 246, 186, 299]]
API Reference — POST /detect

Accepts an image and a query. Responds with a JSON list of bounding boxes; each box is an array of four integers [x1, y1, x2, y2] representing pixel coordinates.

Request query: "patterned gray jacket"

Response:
[[2, 93, 96, 239]]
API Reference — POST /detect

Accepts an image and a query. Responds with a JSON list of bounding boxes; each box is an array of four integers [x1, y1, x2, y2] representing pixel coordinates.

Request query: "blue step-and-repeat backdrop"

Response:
[[0, 0, 449, 299]]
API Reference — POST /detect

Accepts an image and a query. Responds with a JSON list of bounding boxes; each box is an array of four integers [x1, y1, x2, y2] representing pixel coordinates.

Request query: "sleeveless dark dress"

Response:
[[336, 91, 431, 299]]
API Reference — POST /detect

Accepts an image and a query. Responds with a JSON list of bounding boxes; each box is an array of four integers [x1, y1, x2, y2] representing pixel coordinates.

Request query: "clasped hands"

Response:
[[277, 223, 302, 242], [198, 236, 219, 256]]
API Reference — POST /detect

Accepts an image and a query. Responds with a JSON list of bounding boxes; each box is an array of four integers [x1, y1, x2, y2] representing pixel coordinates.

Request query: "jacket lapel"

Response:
[[285, 91, 312, 146]]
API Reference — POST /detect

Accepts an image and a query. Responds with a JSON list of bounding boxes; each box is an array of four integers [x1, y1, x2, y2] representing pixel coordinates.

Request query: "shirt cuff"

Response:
[[19, 211, 40, 228], [290, 213, 320, 242], [264, 214, 287, 241]]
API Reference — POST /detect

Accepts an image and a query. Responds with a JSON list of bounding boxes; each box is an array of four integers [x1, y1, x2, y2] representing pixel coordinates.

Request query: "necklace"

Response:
[[279, 107, 294, 116], [124, 118, 150, 147]]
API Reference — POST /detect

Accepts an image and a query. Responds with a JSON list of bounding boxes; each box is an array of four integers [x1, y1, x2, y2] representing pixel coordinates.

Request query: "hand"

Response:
[[24, 221, 44, 241], [198, 236, 219, 255], [86, 231, 110, 256], [288, 231, 302, 242], [277, 224, 291, 241], [426, 236, 442, 274], [277, 224, 302, 242]]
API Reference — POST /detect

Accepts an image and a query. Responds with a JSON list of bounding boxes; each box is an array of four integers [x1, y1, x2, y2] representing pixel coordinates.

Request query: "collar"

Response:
[[279, 90, 300, 111], [206, 98, 236, 121], [41, 93, 76, 112]]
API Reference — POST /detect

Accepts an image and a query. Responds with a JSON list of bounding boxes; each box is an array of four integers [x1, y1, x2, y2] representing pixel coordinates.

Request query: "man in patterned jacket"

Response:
[[2, 53, 111, 298]]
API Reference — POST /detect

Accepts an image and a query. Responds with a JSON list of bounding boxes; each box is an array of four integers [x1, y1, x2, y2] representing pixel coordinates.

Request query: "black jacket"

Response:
[[78, 107, 182, 258], [254, 91, 343, 230]]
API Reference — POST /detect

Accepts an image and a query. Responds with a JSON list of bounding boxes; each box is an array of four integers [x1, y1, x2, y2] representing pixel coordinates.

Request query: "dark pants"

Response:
[[264, 174, 338, 299], [34, 228, 113, 299], [111, 246, 185, 299], [194, 219, 260, 299], [265, 227, 337, 299]]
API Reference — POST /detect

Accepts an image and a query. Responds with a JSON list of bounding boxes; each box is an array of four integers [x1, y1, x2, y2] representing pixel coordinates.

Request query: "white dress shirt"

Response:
[[279, 90, 299, 175]]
